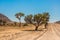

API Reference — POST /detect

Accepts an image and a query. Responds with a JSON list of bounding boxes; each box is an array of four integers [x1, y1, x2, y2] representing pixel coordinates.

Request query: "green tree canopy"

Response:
[[24, 12, 50, 30], [15, 12, 24, 27]]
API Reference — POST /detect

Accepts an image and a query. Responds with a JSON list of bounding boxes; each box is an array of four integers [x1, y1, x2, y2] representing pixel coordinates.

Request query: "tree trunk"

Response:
[[35, 26, 38, 31], [45, 23, 48, 29], [19, 19, 21, 27]]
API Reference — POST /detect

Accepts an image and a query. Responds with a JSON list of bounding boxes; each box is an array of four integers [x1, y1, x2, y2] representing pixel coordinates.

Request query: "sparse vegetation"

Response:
[[24, 12, 50, 30], [0, 12, 50, 31], [15, 12, 24, 27], [0, 20, 6, 26], [23, 23, 28, 26], [41, 13, 50, 29], [14, 22, 17, 26]]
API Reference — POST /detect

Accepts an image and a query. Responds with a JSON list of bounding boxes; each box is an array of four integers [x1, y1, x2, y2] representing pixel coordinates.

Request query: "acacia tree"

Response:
[[24, 13, 50, 31], [42, 13, 50, 28], [0, 20, 3, 26], [15, 12, 24, 27], [24, 14, 33, 24], [14, 22, 17, 26]]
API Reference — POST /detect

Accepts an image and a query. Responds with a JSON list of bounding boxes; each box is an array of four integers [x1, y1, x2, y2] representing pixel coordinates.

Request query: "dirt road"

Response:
[[0, 23, 60, 40], [37, 23, 60, 40]]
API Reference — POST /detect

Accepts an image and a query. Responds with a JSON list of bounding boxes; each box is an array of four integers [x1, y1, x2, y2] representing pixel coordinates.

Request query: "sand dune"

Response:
[[0, 23, 60, 40]]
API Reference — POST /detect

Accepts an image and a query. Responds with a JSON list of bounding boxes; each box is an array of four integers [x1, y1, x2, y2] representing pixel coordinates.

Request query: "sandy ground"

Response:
[[0, 23, 60, 40]]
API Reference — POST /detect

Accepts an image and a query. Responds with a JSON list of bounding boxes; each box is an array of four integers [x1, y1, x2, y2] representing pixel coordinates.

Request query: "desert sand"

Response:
[[0, 23, 60, 40]]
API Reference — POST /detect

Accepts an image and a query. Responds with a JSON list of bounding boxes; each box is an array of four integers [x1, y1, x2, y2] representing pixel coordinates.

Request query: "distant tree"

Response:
[[0, 20, 6, 26], [3, 21, 6, 25], [42, 12, 50, 28], [24, 13, 50, 31], [14, 22, 17, 26], [15, 12, 24, 27], [24, 14, 42, 30], [0, 20, 3, 26], [24, 14, 33, 24]]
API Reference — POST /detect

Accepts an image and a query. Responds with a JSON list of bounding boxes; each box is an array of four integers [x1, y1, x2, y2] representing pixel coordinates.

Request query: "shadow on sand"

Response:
[[22, 30, 43, 31]]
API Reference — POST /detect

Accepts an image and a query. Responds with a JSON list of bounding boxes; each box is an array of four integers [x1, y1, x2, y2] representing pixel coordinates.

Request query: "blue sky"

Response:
[[0, 0, 60, 22]]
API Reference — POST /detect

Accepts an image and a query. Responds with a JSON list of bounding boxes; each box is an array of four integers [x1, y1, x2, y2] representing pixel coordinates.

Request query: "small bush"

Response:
[[23, 23, 28, 26]]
